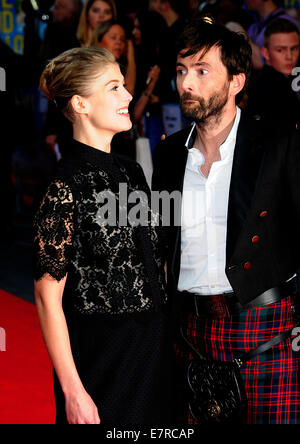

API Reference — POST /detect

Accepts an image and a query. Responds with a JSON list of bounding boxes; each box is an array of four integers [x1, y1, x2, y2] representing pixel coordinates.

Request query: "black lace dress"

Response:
[[33, 140, 174, 424]]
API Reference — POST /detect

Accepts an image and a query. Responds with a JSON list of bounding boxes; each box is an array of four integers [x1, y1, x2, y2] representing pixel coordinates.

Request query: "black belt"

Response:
[[179, 278, 297, 318]]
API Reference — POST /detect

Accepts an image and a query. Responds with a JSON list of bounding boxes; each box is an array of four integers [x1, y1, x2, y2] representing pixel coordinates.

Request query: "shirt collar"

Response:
[[185, 106, 241, 159]]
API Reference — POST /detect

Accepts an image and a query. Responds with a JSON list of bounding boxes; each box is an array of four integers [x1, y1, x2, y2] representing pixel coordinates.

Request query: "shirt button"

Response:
[[252, 235, 260, 243], [244, 261, 252, 270], [260, 211, 268, 218]]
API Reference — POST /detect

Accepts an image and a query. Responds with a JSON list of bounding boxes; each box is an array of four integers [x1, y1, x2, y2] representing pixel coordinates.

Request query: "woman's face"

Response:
[[87, 0, 113, 31], [132, 18, 142, 46], [83, 63, 132, 136], [98, 25, 126, 60]]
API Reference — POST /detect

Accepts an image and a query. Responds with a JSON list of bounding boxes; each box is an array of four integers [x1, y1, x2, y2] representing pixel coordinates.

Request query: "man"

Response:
[[41, 0, 82, 159], [150, 0, 187, 103], [247, 18, 300, 130], [152, 18, 300, 424], [40, 0, 82, 66], [246, 0, 300, 70]]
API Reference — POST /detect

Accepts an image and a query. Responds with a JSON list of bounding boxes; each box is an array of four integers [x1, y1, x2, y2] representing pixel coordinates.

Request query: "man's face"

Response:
[[176, 45, 232, 125], [245, 0, 263, 13], [149, 0, 163, 13], [53, 0, 75, 24], [262, 32, 300, 77]]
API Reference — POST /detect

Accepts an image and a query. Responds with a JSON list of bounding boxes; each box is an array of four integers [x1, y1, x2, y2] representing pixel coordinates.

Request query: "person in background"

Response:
[[91, 19, 137, 159], [34, 46, 174, 425], [41, 0, 82, 158], [188, 0, 201, 17], [246, 0, 300, 70], [91, 19, 136, 96], [247, 18, 300, 129], [77, 0, 117, 47], [40, 0, 82, 67], [130, 12, 164, 149], [150, 0, 187, 104]]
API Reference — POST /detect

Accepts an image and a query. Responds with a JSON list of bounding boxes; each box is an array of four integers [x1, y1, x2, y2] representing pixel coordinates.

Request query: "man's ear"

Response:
[[261, 46, 269, 63], [230, 72, 246, 97], [70, 95, 89, 116]]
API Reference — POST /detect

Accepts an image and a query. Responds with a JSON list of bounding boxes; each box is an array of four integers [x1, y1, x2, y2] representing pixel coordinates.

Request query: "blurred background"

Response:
[[1, 0, 300, 303]]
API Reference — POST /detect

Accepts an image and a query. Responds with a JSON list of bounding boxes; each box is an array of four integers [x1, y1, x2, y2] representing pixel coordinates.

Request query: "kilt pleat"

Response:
[[179, 296, 300, 424]]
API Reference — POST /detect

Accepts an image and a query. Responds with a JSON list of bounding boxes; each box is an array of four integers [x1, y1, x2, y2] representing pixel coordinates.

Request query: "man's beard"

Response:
[[180, 81, 230, 126]]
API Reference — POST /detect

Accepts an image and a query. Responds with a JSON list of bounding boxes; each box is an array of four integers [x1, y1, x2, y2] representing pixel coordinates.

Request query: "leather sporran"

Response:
[[181, 329, 248, 424], [186, 356, 248, 424]]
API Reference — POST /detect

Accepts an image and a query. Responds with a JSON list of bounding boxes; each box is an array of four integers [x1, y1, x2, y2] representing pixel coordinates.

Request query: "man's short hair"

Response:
[[176, 18, 252, 100], [159, 0, 184, 15], [264, 18, 300, 47]]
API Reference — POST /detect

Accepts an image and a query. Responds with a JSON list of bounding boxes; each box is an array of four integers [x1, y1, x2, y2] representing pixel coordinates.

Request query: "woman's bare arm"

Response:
[[35, 274, 100, 424]]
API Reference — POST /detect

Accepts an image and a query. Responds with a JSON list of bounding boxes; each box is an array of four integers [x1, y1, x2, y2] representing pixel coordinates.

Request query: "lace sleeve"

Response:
[[33, 180, 74, 282]]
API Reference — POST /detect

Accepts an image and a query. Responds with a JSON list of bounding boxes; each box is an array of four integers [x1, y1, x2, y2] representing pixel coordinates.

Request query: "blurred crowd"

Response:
[[1, 0, 300, 245]]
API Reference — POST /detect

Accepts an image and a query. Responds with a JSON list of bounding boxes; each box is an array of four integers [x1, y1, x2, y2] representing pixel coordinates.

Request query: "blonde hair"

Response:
[[40, 47, 116, 122], [77, 0, 117, 47]]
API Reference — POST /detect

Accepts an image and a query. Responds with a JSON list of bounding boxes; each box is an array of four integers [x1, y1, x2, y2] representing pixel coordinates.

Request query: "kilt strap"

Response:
[[181, 325, 296, 368]]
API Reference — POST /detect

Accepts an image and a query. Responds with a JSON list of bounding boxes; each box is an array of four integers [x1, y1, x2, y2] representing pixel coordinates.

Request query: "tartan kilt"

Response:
[[177, 295, 300, 424]]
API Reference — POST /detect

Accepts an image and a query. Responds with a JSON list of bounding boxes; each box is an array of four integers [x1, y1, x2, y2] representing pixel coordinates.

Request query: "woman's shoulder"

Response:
[[114, 154, 148, 186]]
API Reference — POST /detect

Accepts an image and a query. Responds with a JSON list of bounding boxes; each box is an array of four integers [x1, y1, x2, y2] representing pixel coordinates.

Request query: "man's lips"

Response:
[[182, 100, 198, 105]]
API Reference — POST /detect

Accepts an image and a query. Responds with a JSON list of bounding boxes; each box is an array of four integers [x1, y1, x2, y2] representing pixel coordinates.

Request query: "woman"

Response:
[[91, 20, 136, 96], [130, 13, 164, 152], [34, 47, 173, 424], [77, 0, 117, 47]]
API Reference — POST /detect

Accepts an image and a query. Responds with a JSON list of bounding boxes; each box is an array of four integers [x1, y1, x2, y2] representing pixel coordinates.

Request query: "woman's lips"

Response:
[[117, 107, 129, 117]]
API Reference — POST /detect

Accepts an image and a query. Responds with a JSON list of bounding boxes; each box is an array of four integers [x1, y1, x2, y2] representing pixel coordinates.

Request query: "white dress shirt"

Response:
[[178, 107, 241, 295]]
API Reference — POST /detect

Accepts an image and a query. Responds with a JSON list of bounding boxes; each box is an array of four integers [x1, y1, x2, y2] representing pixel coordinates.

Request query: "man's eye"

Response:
[[200, 69, 208, 75], [177, 69, 187, 76]]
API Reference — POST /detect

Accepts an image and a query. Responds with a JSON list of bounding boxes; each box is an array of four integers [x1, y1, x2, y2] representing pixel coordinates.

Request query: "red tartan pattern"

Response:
[[178, 296, 300, 424]]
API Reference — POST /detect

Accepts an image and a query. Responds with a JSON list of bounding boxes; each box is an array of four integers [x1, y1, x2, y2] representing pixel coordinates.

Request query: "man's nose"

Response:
[[179, 70, 196, 92]]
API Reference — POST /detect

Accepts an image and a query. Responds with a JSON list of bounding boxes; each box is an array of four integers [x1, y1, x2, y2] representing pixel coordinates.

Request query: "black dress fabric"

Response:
[[33, 140, 174, 424]]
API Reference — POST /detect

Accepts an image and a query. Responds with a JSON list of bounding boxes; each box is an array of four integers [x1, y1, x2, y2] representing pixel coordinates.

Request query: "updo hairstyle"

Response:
[[40, 47, 116, 122]]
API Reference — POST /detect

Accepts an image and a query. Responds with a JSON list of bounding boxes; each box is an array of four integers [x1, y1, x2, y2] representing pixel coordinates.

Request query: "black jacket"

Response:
[[152, 112, 300, 306], [247, 65, 300, 131]]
